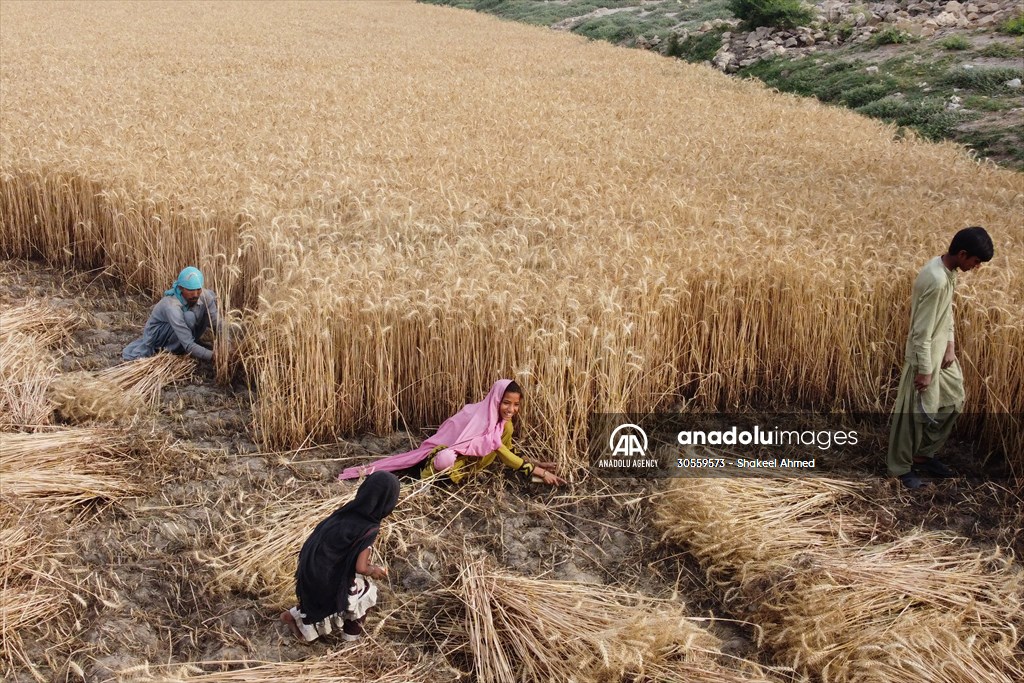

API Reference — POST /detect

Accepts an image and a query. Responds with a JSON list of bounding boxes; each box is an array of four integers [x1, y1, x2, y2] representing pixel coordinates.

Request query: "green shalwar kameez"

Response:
[[887, 256, 965, 477]]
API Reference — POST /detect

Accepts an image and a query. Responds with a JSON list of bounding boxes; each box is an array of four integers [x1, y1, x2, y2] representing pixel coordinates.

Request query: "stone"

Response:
[[821, 0, 846, 21], [1006, 78, 1023, 89], [979, 2, 1000, 11], [866, 65, 880, 74], [935, 11, 960, 26], [712, 50, 736, 71], [977, 14, 997, 24], [944, 0, 963, 12], [945, 95, 963, 111], [966, 3, 979, 11], [784, 37, 799, 47]]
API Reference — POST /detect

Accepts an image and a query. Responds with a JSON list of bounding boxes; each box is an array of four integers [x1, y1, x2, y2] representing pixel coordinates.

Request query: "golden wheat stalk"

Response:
[[0, 428, 137, 507], [458, 559, 781, 683]]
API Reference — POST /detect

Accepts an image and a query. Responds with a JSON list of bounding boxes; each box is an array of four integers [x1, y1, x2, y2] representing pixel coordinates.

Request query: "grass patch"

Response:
[[939, 35, 971, 51], [1000, 13, 1024, 36], [576, 10, 678, 44], [672, 0, 735, 24], [741, 53, 980, 141], [962, 95, 1013, 112], [419, 0, 639, 26], [959, 128, 1024, 170], [666, 28, 727, 63], [977, 41, 1024, 58], [872, 26, 917, 46], [729, 0, 816, 29], [839, 81, 901, 108], [943, 66, 1024, 94], [856, 96, 971, 140]]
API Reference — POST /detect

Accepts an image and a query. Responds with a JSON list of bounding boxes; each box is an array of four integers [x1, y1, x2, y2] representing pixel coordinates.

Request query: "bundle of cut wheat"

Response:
[[0, 511, 82, 682], [0, 330, 58, 428], [0, 300, 80, 428], [0, 299, 80, 343], [0, 428, 137, 507], [97, 353, 195, 404], [115, 643, 456, 683], [656, 476, 1024, 682], [656, 476, 874, 583], [49, 353, 194, 424], [459, 559, 781, 683]]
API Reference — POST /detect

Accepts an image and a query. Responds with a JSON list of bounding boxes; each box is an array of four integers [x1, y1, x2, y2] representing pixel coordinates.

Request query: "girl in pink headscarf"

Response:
[[338, 380, 565, 486]]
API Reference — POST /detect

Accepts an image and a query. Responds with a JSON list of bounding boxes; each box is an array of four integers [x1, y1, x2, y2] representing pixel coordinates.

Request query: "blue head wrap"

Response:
[[165, 266, 204, 309]]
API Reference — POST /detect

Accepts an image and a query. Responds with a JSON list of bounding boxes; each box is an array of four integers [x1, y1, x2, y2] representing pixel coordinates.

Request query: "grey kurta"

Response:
[[122, 290, 219, 361], [887, 256, 964, 476]]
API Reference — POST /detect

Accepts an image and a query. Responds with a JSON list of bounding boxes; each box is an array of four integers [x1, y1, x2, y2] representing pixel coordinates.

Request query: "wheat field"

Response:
[[1, 0, 1022, 471]]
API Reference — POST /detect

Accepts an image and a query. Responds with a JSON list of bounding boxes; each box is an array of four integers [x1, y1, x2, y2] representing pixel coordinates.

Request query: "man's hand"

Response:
[[941, 346, 956, 369], [914, 373, 932, 392]]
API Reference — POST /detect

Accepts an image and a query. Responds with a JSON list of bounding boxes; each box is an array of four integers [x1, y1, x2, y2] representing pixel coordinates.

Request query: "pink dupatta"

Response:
[[338, 379, 512, 480]]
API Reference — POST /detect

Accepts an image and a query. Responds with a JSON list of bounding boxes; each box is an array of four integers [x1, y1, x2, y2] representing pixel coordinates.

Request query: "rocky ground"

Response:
[[3, 257, 1020, 681]]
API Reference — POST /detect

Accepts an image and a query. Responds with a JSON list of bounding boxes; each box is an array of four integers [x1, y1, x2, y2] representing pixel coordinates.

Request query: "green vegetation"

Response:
[[743, 54, 975, 140], [857, 97, 970, 140], [420, 0, 639, 27], [999, 13, 1024, 36], [666, 28, 727, 63], [978, 41, 1023, 58], [576, 11, 676, 43], [959, 128, 1024, 167], [728, 0, 815, 29], [420, 0, 731, 46], [963, 95, 1012, 111], [872, 27, 916, 46], [939, 35, 971, 51], [672, 0, 734, 24], [943, 66, 1024, 94]]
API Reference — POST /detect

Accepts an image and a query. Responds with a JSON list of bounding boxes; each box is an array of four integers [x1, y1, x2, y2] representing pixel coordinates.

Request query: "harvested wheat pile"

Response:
[[657, 476, 1024, 682], [115, 642, 457, 683], [0, 329, 58, 427], [755, 532, 1023, 683], [0, 428, 138, 508], [49, 353, 194, 424], [656, 476, 874, 581], [0, 300, 80, 428], [0, 299, 81, 342], [458, 559, 781, 683], [0, 508, 103, 682]]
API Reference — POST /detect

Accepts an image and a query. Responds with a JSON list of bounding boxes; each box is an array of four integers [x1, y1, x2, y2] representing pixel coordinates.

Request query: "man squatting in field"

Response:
[[888, 227, 994, 490], [122, 266, 220, 362]]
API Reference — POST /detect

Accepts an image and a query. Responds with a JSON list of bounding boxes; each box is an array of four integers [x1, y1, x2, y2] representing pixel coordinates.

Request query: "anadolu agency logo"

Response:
[[597, 423, 658, 469]]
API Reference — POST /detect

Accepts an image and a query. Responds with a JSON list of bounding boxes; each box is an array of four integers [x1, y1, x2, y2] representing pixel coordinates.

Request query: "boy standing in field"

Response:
[[888, 227, 994, 489]]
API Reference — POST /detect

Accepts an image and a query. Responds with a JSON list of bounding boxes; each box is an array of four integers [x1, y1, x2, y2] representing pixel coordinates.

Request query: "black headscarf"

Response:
[[295, 471, 400, 622]]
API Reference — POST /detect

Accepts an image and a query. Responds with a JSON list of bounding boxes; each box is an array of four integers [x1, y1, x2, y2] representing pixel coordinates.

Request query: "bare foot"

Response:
[[280, 610, 303, 641]]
